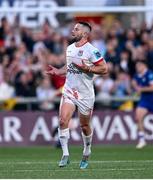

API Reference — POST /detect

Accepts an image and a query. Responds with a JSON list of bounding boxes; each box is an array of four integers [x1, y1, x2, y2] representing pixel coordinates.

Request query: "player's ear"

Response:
[[83, 31, 88, 37]]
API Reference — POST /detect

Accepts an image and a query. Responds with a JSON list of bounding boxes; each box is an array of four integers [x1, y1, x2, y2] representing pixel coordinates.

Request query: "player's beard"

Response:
[[72, 35, 82, 42]]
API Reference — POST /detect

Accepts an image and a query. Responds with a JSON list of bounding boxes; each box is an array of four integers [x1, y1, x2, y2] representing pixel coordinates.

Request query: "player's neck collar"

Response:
[[75, 40, 88, 47]]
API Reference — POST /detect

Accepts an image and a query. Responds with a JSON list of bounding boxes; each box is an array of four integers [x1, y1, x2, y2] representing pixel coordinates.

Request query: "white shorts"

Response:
[[61, 94, 94, 116]]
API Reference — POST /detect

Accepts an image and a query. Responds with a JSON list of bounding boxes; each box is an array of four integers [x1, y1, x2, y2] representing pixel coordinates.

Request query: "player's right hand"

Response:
[[45, 65, 59, 76], [72, 60, 91, 73]]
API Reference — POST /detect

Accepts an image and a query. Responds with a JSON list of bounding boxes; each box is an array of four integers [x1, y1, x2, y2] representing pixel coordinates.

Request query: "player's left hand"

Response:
[[72, 60, 91, 73]]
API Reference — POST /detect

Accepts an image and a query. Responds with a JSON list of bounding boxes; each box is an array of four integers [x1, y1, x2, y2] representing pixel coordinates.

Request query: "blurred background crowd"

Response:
[[0, 14, 153, 110]]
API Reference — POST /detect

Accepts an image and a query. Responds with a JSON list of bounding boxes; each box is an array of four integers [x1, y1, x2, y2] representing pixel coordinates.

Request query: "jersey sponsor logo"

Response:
[[67, 63, 82, 74], [142, 78, 146, 82], [78, 50, 83, 56], [149, 73, 153, 80], [93, 50, 101, 59]]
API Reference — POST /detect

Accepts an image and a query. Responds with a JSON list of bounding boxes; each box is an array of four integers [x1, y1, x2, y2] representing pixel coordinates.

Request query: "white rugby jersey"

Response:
[[63, 42, 104, 100]]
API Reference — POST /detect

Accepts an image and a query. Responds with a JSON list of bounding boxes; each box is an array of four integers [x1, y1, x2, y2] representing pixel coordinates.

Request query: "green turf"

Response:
[[0, 145, 153, 179]]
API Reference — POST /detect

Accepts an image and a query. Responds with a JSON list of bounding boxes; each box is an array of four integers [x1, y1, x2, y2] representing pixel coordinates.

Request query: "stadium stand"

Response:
[[0, 15, 153, 110]]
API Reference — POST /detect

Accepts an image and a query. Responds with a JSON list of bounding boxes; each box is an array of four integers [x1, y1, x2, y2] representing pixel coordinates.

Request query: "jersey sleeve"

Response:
[[90, 47, 104, 65]]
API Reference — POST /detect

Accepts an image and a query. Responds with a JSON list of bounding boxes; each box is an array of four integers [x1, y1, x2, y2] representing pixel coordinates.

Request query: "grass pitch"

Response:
[[0, 145, 153, 179]]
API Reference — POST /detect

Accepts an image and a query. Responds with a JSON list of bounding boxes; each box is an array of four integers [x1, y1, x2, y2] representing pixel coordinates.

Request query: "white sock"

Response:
[[58, 128, 70, 156], [82, 132, 93, 156], [138, 131, 145, 143]]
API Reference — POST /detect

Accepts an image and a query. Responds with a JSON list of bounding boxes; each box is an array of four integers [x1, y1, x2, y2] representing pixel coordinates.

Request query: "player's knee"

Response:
[[135, 115, 140, 122], [80, 124, 90, 135], [59, 120, 65, 128], [135, 110, 143, 122], [59, 116, 68, 128]]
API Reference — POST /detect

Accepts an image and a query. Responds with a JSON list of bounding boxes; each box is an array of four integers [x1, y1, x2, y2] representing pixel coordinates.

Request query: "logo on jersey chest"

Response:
[[93, 50, 101, 59], [142, 78, 146, 82], [78, 50, 83, 56]]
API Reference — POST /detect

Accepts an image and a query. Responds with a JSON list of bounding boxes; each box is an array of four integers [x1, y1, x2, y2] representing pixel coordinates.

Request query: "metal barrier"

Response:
[[0, 95, 140, 110]]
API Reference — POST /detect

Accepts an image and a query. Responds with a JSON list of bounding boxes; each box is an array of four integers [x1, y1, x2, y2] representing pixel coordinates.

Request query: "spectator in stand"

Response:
[[0, 75, 15, 101], [51, 32, 67, 55], [5, 36, 17, 60], [90, 24, 106, 56], [104, 38, 120, 65], [0, 17, 8, 47], [147, 39, 153, 70], [14, 71, 36, 97], [20, 27, 35, 53], [111, 70, 132, 108], [119, 50, 135, 76], [0, 15, 153, 111], [94, 74, 114, 105], [36, 76, 61, 110], [126, 29, 140, 47]]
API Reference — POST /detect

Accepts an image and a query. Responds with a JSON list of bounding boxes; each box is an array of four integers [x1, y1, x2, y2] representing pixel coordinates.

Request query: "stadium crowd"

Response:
[[0, 16, 153, 110]]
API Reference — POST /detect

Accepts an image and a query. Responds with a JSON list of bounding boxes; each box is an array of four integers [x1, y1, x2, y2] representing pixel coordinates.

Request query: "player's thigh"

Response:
[[77, 98, 94, 124], [135, 107, 148, 121], [59, 96, 76, 123]]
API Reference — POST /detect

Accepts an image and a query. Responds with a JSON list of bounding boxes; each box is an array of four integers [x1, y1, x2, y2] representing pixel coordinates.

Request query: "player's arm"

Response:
[[132, 79, 153, 93], [140, 73, 153, 92], [131, 79, 138, 90], [45, 64, 67, 76], [73, 59, 108, 76], [132, 79, 142, 94], [87, 60, 108, 75], [138, 84, 153, 93]]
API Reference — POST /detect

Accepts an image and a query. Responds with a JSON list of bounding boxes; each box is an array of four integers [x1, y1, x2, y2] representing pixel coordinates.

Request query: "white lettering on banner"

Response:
[[144, 115, 153, 140], [0, 0, 59, 28], [51, 116, 59, 141], [124, 115, 137, 140], [20, 1, 37, 28], [52, 116, 59, 129], [3, 117, 23, 142], [0, 1, 16, 24], [107, 115, 128, 140], [30, 116, 52, 141], [92, 115, 111, 140], [71, 130, 81, 141], [39, 1, 59, 27], [1, 112, 153, 144]]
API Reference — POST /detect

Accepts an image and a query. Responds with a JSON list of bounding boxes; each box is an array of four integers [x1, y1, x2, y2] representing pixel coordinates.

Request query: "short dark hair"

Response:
[[78, 21, 92, 32], [136, 60, 148, 66]]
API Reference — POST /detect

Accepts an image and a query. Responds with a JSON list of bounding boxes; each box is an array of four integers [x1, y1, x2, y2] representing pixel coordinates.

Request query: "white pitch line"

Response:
[[0, 160, 153, 165], [0, 168, 151, 173]]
